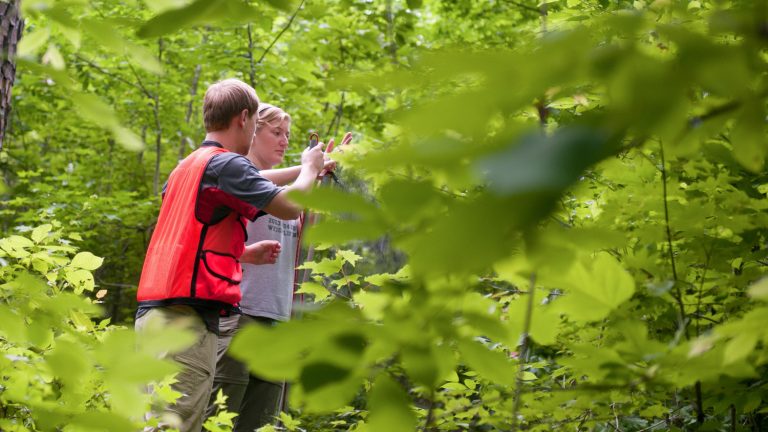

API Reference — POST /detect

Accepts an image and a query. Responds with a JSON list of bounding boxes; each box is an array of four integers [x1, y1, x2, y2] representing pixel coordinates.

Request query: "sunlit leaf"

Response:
[[366, 374, 417, 432]]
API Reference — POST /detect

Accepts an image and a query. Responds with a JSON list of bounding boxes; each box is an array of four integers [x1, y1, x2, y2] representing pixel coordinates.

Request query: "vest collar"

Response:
[[201, 140, 223, 148]]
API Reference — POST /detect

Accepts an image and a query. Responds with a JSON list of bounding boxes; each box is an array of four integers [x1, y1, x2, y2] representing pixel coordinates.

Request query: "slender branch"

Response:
[[255, 0, 306, 65], [660, 140, 704, 424], [74, 54, 150, 97], [180, 30, 207, 160], [505, 0, 541, 13], [639, 151, 662, 173], [576, 410, 592, 430], [696, 245, 712, 337], [679, 90, 767, 141], [422, 389, 435, 432], [611, 403, 623, 432], [337, 262, 356, 302], [695, 382, 704, 424], [636, 418, 669, 432], [96, 280, 136, 288], [690, 313, 720, 325], [511, 272, 537, 431], [152, 38, 164, 197], [385, 0, 398, 64], [333, 93, 345, 138], [124, 60, 154, 99], [659, 140, 686, 335], [247, 23, 256, 88]]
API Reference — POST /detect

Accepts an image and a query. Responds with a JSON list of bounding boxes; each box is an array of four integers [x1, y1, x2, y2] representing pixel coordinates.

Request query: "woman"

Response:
[[206, 103, 350, 431]]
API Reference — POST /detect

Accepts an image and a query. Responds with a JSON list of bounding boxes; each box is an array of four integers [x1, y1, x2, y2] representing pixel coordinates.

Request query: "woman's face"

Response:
[[250, 119, 290, 169]]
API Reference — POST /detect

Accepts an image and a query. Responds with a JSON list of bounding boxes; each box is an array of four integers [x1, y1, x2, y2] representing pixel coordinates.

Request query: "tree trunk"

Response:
[[0, 0, 23, 151]]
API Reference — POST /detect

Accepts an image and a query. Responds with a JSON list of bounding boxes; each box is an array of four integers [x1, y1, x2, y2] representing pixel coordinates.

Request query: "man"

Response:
[[134, 79, 324, 432]]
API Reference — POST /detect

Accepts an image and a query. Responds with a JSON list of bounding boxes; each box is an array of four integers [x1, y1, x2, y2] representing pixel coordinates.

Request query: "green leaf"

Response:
[[42, 44, 65, 70], [355, 290, 389, 321], [298, 256, 344, 276], [137, 0, 289, 38], [401, 345, 438, 387], [397, 194, 524, 276], [288, 188, 379, 218], [306, 219, 386, 244], [477, 126, 618, 196], [748, 277, 768, 300], [296, 281, 332, 301], [5, 235, 34, 249], [732, 101, 768, 172], [378, 179, 440, 223], [230, 320, 326, 381], [724, 333, 758, 365], [337, 250, 363, 266], [0, 304, 26, 345], [70, 411, 137, 432], [300, 362, 351, 393], [456, 338, 516, 386], [366, 374, 417, 432], [18, 26, 50, 56], [71, 91, 121, 128], [31, 224, 52, 243], [46, 340, 90, 389], [110, 125, 146, 152], [406, 0, 423, 9], [65, 268, 95, 293], [70, 251, 104, 270], [98, 330, 181, 385], [138, 0, 224, 38], [551, 253, 636, 322]]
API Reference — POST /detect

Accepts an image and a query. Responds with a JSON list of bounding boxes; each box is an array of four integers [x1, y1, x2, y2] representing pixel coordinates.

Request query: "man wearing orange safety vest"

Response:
[[134, 79, 325, 432]]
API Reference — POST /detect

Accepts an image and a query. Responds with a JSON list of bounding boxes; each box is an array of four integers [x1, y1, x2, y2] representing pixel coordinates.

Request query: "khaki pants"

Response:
[[136, 305, 217, 432], [205, 314, 283, 432]]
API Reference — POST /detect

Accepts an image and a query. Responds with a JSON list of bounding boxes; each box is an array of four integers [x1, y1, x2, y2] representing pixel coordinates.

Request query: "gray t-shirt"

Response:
[[238, 215, 300, 321]]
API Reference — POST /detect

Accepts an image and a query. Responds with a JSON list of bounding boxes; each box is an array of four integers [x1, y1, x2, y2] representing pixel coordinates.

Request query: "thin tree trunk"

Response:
[[246, 24, 256, 88], [152, 38, 164, 196], [179, 31, 207, 161], [0, 0, 24, 150]]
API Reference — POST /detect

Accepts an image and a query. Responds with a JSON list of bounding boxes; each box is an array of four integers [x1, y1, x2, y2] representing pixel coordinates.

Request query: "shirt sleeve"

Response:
[[209, 153, 283, 216]]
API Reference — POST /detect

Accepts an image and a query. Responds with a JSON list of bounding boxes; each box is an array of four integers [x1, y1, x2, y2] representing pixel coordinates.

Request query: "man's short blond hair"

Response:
[[203, 79, 260, 132]]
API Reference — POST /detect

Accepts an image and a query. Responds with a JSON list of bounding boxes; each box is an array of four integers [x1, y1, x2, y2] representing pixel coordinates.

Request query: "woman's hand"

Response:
[[319, 132, 353, 177]]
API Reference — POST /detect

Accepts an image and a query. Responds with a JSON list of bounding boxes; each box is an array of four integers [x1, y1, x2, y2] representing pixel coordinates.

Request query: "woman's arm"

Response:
[[260, 166, 301, 186]]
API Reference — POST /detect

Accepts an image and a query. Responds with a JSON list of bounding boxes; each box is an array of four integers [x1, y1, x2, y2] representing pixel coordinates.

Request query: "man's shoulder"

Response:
[[207, 152, 257, 176]]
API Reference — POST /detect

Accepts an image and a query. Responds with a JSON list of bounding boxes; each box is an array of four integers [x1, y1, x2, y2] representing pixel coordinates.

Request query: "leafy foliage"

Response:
[[0, 224, 191, 431]]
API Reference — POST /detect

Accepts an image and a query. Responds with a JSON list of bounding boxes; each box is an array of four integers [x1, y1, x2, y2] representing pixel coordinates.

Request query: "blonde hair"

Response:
[[256, 103, 291, 131], [203, 79, 260, 132]]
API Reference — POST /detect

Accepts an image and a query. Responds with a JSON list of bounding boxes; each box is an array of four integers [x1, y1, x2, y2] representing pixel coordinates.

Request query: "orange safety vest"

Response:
[[137, 146, 250, 308]]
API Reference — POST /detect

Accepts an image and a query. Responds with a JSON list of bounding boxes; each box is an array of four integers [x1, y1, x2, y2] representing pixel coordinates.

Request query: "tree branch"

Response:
[[511, 272, 537, 430], [505, 0, 541, 14], [74, 54, 150, 98], [659, 140, 686, 335], [255, 0, 306, 65]]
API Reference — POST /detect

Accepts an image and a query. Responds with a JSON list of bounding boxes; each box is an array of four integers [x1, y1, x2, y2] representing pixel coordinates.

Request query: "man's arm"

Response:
[[261, 159, 337, 186], [262, 145, 324, 220]]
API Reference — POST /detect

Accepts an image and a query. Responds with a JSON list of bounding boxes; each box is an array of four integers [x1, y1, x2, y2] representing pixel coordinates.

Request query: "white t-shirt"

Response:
[[238, 215, 300, 321]]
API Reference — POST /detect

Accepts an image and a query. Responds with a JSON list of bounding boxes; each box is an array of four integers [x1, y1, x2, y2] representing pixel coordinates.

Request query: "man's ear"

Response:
[[238, 109, 249, 127]]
